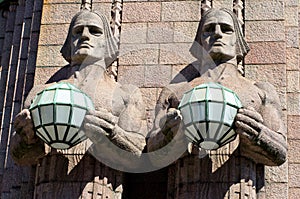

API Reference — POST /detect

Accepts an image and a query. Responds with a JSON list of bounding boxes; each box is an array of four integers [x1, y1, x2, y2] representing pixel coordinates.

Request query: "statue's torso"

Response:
[[164, 64, 265, 199]]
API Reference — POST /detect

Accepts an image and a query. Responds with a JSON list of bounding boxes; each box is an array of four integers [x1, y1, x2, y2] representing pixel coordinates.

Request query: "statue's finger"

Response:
[[238, 107, 263, 123], [84, 123, 109, 139], [88, 109, 118, 124], [235, 120, 259, 139], [14, 110, 31, 128], [235, 112, 262, 133], [84, 114, 114, 130]]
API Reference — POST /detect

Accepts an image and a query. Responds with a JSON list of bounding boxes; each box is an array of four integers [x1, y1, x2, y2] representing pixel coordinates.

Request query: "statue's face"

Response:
[[200, 10, 237, 62], [71, 11, 106, 63]]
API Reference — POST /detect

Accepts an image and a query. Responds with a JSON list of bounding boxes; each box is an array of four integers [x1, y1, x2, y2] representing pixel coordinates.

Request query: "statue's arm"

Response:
[[10, 84, 52, 165], [111, 85, 147, 154], [235, 82, 287, 166], [147, 87, 182, 152]]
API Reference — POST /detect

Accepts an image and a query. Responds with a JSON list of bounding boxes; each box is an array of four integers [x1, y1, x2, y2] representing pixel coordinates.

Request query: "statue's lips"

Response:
[[212, 41, 224, 46], [78, 43, 93, 48]]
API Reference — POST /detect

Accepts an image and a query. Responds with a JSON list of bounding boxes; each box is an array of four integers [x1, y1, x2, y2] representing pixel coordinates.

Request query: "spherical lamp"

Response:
[[29, 82, 94, 149], [178, 82, 242, 150]]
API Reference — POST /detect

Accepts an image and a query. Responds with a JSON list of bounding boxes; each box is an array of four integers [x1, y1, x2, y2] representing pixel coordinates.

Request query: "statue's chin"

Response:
[[71, 53, 88, 64], [208, 51, 236, 65]]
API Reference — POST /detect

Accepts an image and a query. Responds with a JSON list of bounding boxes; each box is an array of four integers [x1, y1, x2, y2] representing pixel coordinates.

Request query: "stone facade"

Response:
[[0, 0, 299, 198]]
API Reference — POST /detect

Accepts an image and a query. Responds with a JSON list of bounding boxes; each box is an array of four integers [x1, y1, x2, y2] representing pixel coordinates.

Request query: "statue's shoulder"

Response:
[[254, 81, 281, 106], [118, 83, 144, 104], [119, 83, 141, 96]]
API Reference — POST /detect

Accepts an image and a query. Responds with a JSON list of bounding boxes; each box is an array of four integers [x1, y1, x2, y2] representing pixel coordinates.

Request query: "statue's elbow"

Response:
[[274, 142, 287, 166]]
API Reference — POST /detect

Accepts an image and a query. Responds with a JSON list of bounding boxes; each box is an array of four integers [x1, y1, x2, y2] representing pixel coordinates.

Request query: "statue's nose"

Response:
[[213, 25, 222, 39], [81, 27, 90, 40]]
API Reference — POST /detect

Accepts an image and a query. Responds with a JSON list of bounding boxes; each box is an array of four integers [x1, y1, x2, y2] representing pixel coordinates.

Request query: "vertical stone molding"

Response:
[[234, 0, 244, 25], [0, 0, 44, 198], [201, 0, 212, 13]]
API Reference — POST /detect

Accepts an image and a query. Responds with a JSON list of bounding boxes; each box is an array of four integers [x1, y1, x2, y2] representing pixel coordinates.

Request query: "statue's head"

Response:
[[190, 8, 249, 64], [61, 10, 118, 66]]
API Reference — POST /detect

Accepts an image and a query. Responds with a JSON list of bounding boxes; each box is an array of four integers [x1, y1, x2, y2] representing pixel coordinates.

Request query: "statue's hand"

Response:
[[82, 109, 118, 142], [234, 107, 265, 141], [159, 108, 182, 139], [13, 109, 38, 145]]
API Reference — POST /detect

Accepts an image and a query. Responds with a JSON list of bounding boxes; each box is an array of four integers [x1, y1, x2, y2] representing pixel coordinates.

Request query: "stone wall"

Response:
[[286, 0, 300, 198], [244, 0, 299, 198], [0, 0, 299, 198], [0, 0, 43, 198]]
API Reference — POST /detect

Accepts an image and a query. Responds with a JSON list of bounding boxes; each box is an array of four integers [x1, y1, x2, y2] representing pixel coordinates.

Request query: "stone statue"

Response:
[[11, 9, 146, 198], [148, 8, 287, 198]]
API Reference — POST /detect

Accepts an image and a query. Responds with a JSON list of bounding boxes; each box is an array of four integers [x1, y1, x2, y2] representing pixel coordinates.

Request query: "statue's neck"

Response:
[[71, 59, 107, 87], [201, 62, 241, 82], [200, 56, 238, 75]]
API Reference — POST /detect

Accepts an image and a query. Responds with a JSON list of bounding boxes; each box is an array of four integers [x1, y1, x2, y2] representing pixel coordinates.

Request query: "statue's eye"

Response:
[[89, 26, 103, 36], [72, 26, 83, 36], [202, 25, 215, 37], [221, 24, 234, 34], [203, 25, 215, 33]]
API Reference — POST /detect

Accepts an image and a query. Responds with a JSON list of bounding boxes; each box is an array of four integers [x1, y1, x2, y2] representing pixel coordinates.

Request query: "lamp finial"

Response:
[[81, 0, 92, 11]]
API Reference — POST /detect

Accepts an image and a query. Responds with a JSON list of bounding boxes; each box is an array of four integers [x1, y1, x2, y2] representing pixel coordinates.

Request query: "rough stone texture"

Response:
[[245, 21, 285, 42], [39, 24, 69, 45], [245, 42, 286, 64], [285, 0, 299, 7], [265, 182, 289, 199], [144, 65, 172, 87], [265, 162, 288, 183], [286, 27, 299, 48], [289, 188, 300, 199], [245, 0, 284, 20], [122, 2, 161, 23], [93, 2, 115, 19], [119, 44, 159, 65], [36, 45, 68, 67], [147, 22, 174, 44], [212, 0, 233, 10], [287, 93, 300, 115], [289, 164, 300, 188], [174, 22, 198, 43], [244, 64, 286, 88], [288, 140, 300, 163], [286, 47, 300, 70], [159, 43, 195, 65], [41, 4, 80, 24], [287, 70, 300, 92], [120, 23, 147, 44], [287, 115, 300, 139], [140, 88, 159, 110], [34, 67, 62, 85], [41, 3, 111, 24], [118, 65, 145, 87], [285, 6, 298, 27], [161, 1, 201, 22]]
